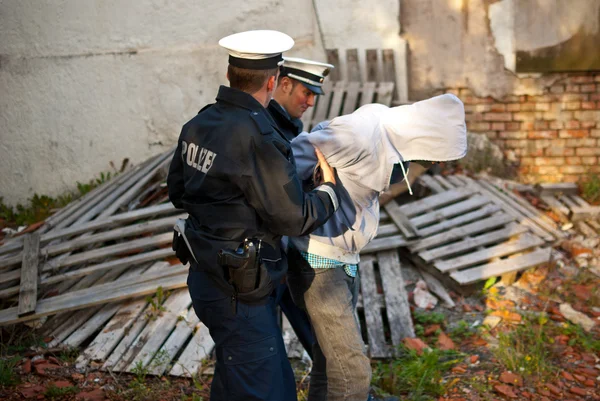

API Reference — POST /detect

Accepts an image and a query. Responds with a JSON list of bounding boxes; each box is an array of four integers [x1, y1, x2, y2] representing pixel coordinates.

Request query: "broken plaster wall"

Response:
[[401, 0, 599, 100]]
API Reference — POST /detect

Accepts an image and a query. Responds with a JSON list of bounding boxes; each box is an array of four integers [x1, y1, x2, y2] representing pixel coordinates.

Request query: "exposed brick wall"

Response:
[[446, 73, 600, 184]]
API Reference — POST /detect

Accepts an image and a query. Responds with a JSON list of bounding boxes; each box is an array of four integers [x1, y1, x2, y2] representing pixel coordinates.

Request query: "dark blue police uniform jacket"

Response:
[[267, 99, 304, 142]]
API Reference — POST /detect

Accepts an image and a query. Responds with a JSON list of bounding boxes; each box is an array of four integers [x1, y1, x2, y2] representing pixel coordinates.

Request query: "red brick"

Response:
[[544, 110, 573, 121], [535, 157, 565, 166], [531, 95, 556, 103], [582, 156, 598, 165], [581, 121, 596, 128], [576, 147, 600, 156], [521, 121, 535, 130], [550, 121, 564, 129], [505, 139, 527, 148], [465, 113, 484, 121], [563, 102, 581, 110], [560, 165, 588, 174], [468, 122, 491, 131], [535, 103, 551, 111], [459, 88, 473, 97], [534, 121, 549, 130], [474, 104, 492, 112], [574, 110, 600, 120], [491, 122, 505, 130], [561, 94, 588, 101], [507, 103, 521, 112], [582, 101, 597, 110], [565, 84, 580, 92], [463, 104, 475, 113], [550, 85, 565, 94], [484, 112, 513, 121], [592, 93, 600, 101], [545, 147, 574, 156], [566, 138, 596, 147], [520, 157, 535, 166], [580, 84, 596, 93], [483, 131, 498, 139], [528, 130, 557, 139], [569, 386, 589, 397], [592, 129, 600, 137], [565, 121, 582, 129], [595, 75, 600, 83], [569, 76, 595, 84], [500, 131, 527, 139], [513, 112, 536, 121], [566, 157, 582, 165], [560, 130, 589, 138], [537, 166, 560, 174], [490, 104, 506, 112], [505, 122, 520, 131], [521, 103, 536, 111]]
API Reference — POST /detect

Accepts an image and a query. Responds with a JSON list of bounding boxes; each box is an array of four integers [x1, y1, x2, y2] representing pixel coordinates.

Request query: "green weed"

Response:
[[413, 311, 446, 326], [371, 346, 463, 400], [145, 287, 169, 320], [44, 384, 78, 399], [449, 320, 476, 341], [580, 172, 600, 204], [0, 356, 20, 387]]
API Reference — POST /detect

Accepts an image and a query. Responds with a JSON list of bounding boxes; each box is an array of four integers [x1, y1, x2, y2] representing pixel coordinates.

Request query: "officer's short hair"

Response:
[[276, 73, 299, 89], [228, 65, 278, 93]]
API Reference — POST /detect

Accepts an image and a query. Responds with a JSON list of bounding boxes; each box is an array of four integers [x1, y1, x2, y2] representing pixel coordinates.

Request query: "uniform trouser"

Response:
[[188, 270, 297, 401], [274, 282, 315, 359], [286, 252, 372, 401]]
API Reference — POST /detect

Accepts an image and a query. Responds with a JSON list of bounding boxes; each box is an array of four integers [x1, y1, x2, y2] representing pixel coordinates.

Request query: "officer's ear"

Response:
[[267, 75, 277, 93]]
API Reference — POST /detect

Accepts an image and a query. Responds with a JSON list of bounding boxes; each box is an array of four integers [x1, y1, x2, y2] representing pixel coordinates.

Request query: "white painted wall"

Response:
[[0, 0, 402, 204]]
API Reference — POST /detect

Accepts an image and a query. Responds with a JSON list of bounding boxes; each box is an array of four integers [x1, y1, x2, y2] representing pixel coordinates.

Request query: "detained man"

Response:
[[287, 94, 468, 401]]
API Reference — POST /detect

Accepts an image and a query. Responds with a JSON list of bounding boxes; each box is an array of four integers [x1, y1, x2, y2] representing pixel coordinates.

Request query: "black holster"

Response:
[[217, 239, 262, 294]]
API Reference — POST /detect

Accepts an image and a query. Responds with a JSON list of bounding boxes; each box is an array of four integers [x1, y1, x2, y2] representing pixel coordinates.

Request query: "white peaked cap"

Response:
[[218, 30, 295, 69], [281, 57, 334, 94]]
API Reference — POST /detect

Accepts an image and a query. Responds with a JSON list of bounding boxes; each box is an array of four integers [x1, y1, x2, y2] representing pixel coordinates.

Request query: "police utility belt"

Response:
[[172, 218, 265, 297]]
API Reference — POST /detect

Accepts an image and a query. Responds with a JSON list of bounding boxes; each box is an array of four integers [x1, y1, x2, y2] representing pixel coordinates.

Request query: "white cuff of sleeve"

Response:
[[315, 184, 339, 211]]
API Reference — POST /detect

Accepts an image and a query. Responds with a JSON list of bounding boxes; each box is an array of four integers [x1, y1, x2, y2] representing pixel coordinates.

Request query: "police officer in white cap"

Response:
[[268, 57, 335, 141], [167, 30, 340, 401]]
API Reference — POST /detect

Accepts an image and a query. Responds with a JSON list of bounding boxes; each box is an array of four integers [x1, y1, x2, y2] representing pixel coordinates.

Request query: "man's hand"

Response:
[[314, 147, 336, 185]]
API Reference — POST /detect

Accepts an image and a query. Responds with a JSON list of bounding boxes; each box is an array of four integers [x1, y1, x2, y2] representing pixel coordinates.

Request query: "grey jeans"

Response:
[[287, 249, 371, 401]]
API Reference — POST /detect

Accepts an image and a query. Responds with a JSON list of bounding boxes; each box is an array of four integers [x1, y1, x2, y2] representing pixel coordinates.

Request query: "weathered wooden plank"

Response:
[[420, 271, 455, 308], [450, 247, 551, 285], [148, 307, 200, 376], [418, 174, 445, 194], [361, 235, 408, 254], [381, 49, 397, 100], [576, 221, 598, 237], [446, 175, 467, 187], [419, 222, 528, 262], [346, 49, 361, 82], [0, 266, 188, 326], [384, 200, 420, 239], [376, 82, 394, 107], [570, 205, 600, 222], [534, 182, 578, 196], [120, 289, 192, 372], [399, 186, 472, 217], [62, 304, 121, 348], [326, 49, 341, 81], [342, 82, 361, 115], [478, 179, 564, 240], [541, 195, 570, 221], [416, 203, 502, 238], [359, 82, 377, 106], [410, 212, 516, 253], [18, 233, 40, 316], [169, 322, 214, 377], [102, 307, 152, 371], [394, 41, 409, 104], [377, 251, 415, 344], [569, 195, 591, 207], [461, 177, 555, 242], [432, 175, 455, 190], [375, 223, 398, 238], [327, 81, 347, 119], [435, 232, 545, 272], [365, 49, 379, 82], [358, 258, 389, 358], [410, 195, 491, 228], [40, 232, 173, 274]]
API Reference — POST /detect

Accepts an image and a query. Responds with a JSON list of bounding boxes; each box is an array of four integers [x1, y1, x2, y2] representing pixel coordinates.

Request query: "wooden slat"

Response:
[[358, 258, 389, 357], [410, 195, 491, 228], [375, 82, 394, 107], [445, 175, 467, 187], [420, 271, 455, 308], [120, 289, 192, 372], [541, 195, 570, 220], [18, 233, 40, 316], [327, 81, 347, 119], [169, 322, 214, 377], [381, 49, 397, 100], [0, 266, 188, 326], [432, 175, 455, 190], [419, 222, 529, 262], [359, 82, 377, 106], [375, 223, 398, 237], [365, 49, 379, 82], [410, 212, 516, 253], [435, 232, 545, 272], [534, 182, 578, 195], [450, 247, 551, 285], [570, 205, 600, 222], [384, 200, 419, 238], [62, 303, 120, 348], [399, 186, 472, 217], [341, 82, 361, 115], [569, 195, 591, 207], [377, 251, 414, 344], [418, 174, 445, 194], [326, 49, 341, 81], [417, 203, 503, 238], [149, 307, 200, 376], [346, 49, 360, 81], [361, 235, 408, 254]]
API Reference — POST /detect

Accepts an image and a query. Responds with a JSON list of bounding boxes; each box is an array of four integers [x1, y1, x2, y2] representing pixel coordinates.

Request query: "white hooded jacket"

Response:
[[289, 94, 468, 263]]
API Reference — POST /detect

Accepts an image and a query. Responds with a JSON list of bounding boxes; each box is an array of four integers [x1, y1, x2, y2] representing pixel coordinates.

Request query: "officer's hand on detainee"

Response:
[[314, 147, 336, 185]]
